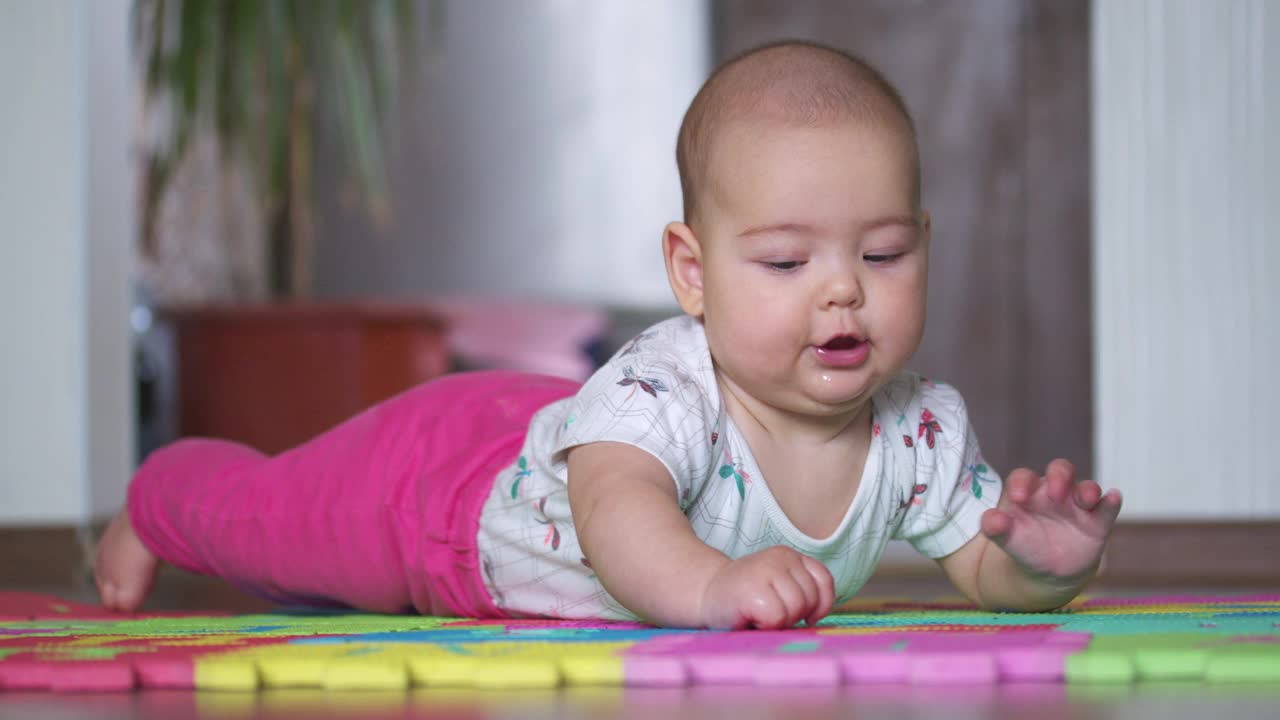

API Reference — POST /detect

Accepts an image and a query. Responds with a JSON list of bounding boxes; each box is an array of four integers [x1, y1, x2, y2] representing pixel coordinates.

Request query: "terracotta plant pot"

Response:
[[165, 302, 451, 454]]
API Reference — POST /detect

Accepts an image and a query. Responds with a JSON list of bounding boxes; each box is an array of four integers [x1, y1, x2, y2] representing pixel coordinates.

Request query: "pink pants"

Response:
[[128, 371, 579, 617]]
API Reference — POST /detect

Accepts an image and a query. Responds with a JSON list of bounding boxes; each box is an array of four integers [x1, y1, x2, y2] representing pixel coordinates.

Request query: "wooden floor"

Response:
[[3, 683, 1279, 720], [3, 569, 1278, 720]]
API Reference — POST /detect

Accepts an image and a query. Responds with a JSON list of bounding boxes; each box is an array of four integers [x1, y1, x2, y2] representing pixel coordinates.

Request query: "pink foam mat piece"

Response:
[[623, 630, 1084, 686], [0, 658, 140, 693], [46, 661, 136, 693], [754, 654, 842, 686], [1046, 631, 1093, 648], [995, 646, 1074, 682], [683, 654, 758, 685], [909, 651, 998, 685], [840, 650, 912, 684], [623, 656, 689, 687], [627, 631, 829, 655], [0, 660, 134, 692], [0, 659, 55, 691], [904, 632, 1048, 650], [132, 653, 197, 689]]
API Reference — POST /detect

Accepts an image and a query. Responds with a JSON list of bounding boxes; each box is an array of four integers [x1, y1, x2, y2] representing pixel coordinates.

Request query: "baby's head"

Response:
[[676, 40, 920, 234], [663, 41, 929, 419]]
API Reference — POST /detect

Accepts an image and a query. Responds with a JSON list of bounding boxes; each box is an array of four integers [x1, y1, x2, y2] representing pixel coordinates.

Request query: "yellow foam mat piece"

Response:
[[193, 641, 631, 691], [324, 656, 410, 691], [407, 641, 628, 689], [194, 657, 260, 691]]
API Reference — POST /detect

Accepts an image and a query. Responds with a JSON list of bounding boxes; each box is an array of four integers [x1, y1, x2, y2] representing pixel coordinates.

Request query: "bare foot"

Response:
[[94, 510, 160, 612]]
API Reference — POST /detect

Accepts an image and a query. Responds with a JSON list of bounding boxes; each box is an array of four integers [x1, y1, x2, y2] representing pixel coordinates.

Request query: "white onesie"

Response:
[[475, 315, 1002, 620]]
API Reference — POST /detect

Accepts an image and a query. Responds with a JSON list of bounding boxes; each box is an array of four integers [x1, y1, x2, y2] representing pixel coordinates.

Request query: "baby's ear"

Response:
[[663, 222, 705, 318]]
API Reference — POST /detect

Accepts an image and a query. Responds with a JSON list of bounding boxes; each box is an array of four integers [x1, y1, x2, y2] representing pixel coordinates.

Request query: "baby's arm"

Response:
[[938, 459, 1122, 611], [568, 441, 834, 629]]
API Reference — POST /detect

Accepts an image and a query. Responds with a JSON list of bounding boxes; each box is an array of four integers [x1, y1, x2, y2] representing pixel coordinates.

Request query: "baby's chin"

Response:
[[797, 370, 889, 410], [798, 389, 878, 419], [714, 358, 881, 416], [750, 377, 879, 421]]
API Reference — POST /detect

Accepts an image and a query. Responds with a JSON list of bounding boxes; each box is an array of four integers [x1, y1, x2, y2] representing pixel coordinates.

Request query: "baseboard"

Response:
[[872, 521, 1280, 585], [1099, 521, 1280, 585], [3, 521, 1278, 589], [0, 526, 93, 587]]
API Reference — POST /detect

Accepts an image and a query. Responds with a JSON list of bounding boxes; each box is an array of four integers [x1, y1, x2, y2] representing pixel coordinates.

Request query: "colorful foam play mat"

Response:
[[0, 592, 1277, 692]]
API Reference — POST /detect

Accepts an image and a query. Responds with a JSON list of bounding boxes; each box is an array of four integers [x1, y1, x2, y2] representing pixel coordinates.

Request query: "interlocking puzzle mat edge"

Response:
[[2, 592, 1277, 692]]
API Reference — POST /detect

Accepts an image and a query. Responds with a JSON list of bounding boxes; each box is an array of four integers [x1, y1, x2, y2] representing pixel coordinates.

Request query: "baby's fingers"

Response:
[[788, 562, 820, 618], [768, 574, 812, 629], [1072, 479, 1103, 510], [1003, 468, 1039, 506], [738, 590, 788, 631], [1092, 488, 1123, 529], [1044, 459, 1076, 503], [800, 556, 835, 626], [980, 507, 1015, 544]]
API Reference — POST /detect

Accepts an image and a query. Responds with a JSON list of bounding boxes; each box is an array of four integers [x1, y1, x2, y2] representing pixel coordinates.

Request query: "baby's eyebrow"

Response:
[[736, 215, 921, 240], [862, 214, 923, 232], [735, 222, 817, 239]]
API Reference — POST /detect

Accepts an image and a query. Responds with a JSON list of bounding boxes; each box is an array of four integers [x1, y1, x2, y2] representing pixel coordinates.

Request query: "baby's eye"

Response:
[[763, 260, 805, 272], [863, 253, 904, 265]]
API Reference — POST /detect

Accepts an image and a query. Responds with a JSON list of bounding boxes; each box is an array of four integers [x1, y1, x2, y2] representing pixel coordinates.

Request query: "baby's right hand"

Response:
[[699, 546, 835, 629]]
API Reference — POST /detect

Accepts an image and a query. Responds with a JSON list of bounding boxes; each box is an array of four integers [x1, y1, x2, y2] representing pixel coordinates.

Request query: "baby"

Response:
[[96, 41, 1121, 629]]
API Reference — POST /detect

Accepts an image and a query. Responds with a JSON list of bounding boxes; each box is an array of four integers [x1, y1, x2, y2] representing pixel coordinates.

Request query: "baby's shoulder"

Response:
[[875, 370, 964, 407], [550, 317, 723, 491], [561, 316, 720, 426], [585, 316, 714, 392], [610, 315, 708, 362], [874, 372, 974, 436]]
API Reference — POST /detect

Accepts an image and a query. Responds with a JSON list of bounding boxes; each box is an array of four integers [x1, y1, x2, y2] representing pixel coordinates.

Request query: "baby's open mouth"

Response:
[[821, 335, 863, 350], [814, 334, 870, 367]]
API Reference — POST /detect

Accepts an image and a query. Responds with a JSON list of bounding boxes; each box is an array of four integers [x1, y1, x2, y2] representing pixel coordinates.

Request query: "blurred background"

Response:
[[1, 0, 1277, 596]]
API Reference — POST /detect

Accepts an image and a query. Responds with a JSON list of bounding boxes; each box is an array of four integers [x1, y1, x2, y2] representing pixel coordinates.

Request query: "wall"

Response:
[[87, 0, 137, 520], [1093, 0, 1280, 517], [0, 0, 89, 524], [314, 0, 708, 310], [0, 0, 134, 525]]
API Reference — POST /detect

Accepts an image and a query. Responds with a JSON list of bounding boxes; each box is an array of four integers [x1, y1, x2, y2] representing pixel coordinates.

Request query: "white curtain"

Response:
[[1093, 0, 1280, 518]]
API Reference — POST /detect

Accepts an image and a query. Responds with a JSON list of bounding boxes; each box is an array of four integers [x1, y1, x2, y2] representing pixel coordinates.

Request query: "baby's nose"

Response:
[[822, 274, 861, 308]]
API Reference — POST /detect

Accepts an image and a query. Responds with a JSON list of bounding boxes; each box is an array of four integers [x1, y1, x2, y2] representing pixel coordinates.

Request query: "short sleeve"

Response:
[[891, 380, 1003, 558], [552, 346, 720, 508]]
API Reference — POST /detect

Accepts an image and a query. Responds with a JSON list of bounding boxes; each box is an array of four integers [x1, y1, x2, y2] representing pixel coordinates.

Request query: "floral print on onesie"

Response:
[[474, 316, 1002, 620]]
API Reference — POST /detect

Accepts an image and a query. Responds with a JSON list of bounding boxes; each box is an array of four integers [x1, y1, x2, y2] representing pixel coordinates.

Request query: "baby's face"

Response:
[[696, 119, 927, 418]]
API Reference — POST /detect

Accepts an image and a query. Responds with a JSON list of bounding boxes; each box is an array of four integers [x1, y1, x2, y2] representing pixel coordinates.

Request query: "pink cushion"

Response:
[[428, 296, 608, 381]]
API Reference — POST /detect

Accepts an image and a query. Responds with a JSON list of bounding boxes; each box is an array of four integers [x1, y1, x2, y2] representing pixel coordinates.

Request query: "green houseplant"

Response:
[[134, 0, 434, 297], [132, 0, 455, 455]]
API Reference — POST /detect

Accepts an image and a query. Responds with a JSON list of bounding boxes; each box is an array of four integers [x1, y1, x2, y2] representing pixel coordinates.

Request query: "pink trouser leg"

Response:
[[127, 371, 579, 615]]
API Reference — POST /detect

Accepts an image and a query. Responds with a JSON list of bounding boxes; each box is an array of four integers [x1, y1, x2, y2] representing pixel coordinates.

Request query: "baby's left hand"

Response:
[[980, 459, 1122, 590]]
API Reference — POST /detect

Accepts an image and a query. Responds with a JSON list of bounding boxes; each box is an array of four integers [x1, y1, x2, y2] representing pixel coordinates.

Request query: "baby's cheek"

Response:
[[732, 308, 795, 352], [706, 315, 774, 378]]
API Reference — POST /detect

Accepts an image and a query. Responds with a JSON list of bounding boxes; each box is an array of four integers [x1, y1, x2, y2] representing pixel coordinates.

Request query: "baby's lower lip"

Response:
[[813, 341, 870, 368]]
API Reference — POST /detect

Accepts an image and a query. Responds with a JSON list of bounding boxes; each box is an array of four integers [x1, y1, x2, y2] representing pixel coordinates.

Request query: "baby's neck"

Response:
[[716, 371, 874, 539], [715, 373, 873, 449]]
